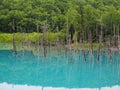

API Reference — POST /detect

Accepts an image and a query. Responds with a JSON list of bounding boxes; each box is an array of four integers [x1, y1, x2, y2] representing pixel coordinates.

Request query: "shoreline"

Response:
[[0, 82, 120, 90], [0, 43, 120, 52]]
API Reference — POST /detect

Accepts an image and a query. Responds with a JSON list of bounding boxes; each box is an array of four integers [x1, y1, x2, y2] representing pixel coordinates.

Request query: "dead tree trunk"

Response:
[[97, 32, 102, 62], [12, 19, 17, 55], [42, 21, 48, 58], [21, 27, 24, 50], [69, 35, 72, 62], [107, 39, 112, 62], [97, 14, 103, 62], [80, 35, 86, 62], [74, 29, 78, 53], [56, 27, 61, 56], [89, 31, 94, 62], [117, 25, 120, 50], [37, 23, 40, 53]]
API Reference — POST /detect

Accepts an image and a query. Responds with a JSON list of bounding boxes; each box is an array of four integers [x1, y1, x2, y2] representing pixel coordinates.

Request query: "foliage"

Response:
[[0, 0, 120, 42]]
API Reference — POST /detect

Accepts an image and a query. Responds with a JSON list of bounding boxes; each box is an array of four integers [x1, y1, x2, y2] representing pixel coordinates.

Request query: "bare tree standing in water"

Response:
[[80, 35, 86, 62], [106, 38, 112, 63], [56, 27, 61, 56], [89, 31, 94, 63], [97, 12, 103, 62], [42, 20, 48, 58], [12, 19, 17, 55], [117, 25, 120, 51], [69, 34, 72, 62], [36, 23, 40, 53]]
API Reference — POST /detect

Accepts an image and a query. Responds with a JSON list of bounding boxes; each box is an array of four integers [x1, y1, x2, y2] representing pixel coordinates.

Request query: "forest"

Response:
[[0, 0, 120, 43]]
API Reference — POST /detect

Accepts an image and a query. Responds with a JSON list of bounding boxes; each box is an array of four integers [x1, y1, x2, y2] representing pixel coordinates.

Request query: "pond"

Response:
[[0, 48, 120, 90]]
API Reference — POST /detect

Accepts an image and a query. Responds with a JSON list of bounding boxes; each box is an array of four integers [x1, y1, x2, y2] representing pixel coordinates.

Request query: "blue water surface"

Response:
[[0, 49, 120, 89]]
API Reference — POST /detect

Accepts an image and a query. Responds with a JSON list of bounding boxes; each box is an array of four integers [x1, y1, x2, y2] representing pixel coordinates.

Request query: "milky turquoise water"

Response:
[[0, 49, 120, 90]]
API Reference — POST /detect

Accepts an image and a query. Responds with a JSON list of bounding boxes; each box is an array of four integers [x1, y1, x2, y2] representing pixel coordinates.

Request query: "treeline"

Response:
[[0, 0, 120, 42]]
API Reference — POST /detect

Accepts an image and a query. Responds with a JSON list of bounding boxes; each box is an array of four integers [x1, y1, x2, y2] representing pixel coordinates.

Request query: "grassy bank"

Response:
[[0, 32, 65, 43], [0, 33, 108, 51]]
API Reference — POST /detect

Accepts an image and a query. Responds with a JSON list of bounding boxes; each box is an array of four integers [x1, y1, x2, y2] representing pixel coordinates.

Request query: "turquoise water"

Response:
[[0, 50, 120, 89]]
